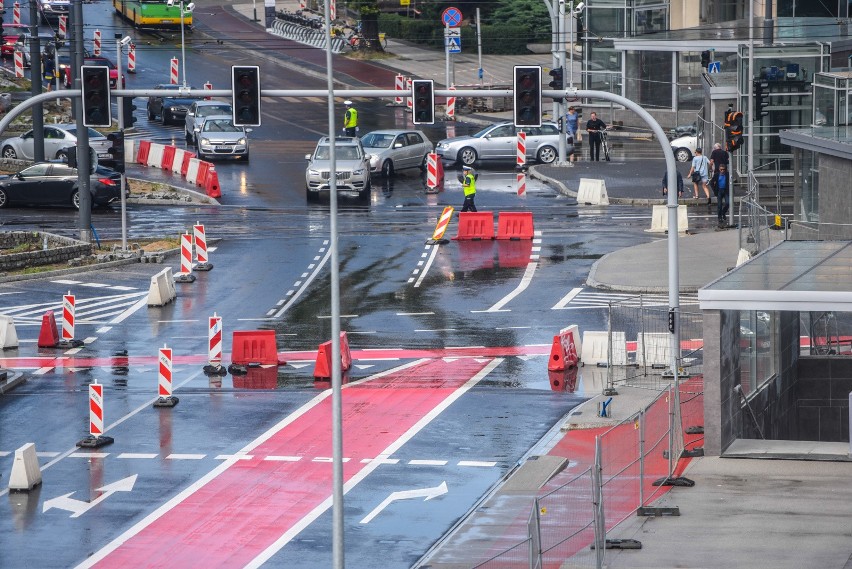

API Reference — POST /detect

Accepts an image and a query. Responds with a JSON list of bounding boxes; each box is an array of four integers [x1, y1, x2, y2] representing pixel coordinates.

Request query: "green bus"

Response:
[[113, 0, 193, 28]]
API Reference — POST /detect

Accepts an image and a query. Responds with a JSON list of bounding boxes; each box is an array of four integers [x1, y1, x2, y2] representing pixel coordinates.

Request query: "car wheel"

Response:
[[675, 148, 692, 162], [1, 146, 18, 160], [56, 149, 68, 162], [148, 106, 156, 120], [380, 160, 394, 178], [458, 147, 477, 166], [537, 145, 557, 164], [0, 187, 7, 208], [359, 180, 372, 200], [243, 153, 250, 163], [71, 189, 81, 209]]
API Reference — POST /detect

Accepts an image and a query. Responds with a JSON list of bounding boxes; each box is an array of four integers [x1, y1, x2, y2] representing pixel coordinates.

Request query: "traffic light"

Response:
[[752, 79, 769, 121], [725, 110, 744, 152], [548, 66, 564, 101], [81, 65, 111, 127], [231, 65, 261, 127], [107, 130, 125, 173], [121, 97, 137, 128], [513, 65, 541, 127], [411, 79, 434, 125], [701, 50, 711, 68]]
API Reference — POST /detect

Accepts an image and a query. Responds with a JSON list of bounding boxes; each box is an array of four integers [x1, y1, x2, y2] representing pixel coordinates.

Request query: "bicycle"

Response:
[[600, 129, 611, 161]]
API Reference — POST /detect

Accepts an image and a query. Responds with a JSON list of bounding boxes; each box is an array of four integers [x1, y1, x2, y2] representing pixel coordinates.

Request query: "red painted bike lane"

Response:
[[80, 357, 501, 568]]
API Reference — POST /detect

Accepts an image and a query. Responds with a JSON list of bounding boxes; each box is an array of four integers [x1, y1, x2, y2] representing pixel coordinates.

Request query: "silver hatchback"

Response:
[[436, 122, 573, 166], [194, 116, 250, 161], [305, 137, 371, 201], [0, 124, 112, 164], [360, 130, 433, 177]]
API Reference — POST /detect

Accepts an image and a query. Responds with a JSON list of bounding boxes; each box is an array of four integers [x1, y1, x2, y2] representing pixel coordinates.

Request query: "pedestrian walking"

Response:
[[42, 56, 55, 92], [687, 147, 711, 202], [709, 142, 729, 179], [565, 106, 579, 143], [585, 112, 606, 162], [460, 165, 477, 212], [342, 100, 358, 137], [713, 164, 730, 227], [662, 170, 684, 197]]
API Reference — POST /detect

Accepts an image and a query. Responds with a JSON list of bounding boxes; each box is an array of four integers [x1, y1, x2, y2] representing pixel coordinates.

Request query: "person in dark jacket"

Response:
[[662, 170, 684, 197]]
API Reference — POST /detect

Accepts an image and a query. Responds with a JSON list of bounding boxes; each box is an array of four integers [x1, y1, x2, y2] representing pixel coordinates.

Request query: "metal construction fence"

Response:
[[473, 376, 704, 569]]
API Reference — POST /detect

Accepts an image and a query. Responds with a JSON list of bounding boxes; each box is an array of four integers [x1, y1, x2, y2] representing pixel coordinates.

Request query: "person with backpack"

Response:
[[687, 147, 711, 203]]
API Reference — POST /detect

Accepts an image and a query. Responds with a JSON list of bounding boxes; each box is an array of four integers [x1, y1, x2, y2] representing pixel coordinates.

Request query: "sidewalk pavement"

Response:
[[206, 9, 852, 568]]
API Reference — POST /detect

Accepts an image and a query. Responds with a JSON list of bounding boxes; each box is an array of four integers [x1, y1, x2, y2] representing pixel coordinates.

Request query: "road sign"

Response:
[[708, 61, 721, 73], [441, 6, 462, 27], [446, 37, 461, 53], [444, 27, 460, 38]]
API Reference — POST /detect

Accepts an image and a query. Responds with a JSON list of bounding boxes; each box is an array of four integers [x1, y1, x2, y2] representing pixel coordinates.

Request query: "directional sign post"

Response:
[[445, 27, 461, 54], [708, 61, 721, 73], [441, 7, 462, 90]]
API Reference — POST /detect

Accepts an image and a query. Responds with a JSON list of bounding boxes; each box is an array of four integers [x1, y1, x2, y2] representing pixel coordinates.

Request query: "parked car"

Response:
[[38, 0, 70, 23], [185, 100, 234, 144], [305, 136, 371, 201], [668, 122, 697, 140], [147, 84, 198, 125], [0, 124, 112, 164], [435, 122, 572, 166], [194, 115, 250, 161], [671, 134, 698, 162], [63, 55, 123, 89], [0, 162, 123, 209], [1, 24, 30, 65], [359, 129, 433, 177]]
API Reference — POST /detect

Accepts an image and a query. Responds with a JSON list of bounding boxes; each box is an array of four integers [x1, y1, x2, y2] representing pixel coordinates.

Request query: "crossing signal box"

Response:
[[107, 130, 125, 174], [122, 97, 137, 127], [411, 79, 434, 125], [752, 79, 770, 121], [231, 65, 261, 127], [514, 65, 542, 127], [81, 65, 111, 127], [725, 110, 744, 152], [548, 66, 564, 101]]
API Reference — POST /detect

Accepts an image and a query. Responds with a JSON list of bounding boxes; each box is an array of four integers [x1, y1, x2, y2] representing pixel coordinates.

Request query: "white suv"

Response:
[[38, 0, 70, 23], [305, 137, 371, 201]]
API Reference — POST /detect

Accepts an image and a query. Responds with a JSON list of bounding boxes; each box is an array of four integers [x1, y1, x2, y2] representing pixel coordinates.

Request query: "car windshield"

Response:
[[314, 146, 360, 160], [199, 106, 231, 117], [64, 127, 105, 139], [360, 133, 394, 148], [203, 119, 241, 133]]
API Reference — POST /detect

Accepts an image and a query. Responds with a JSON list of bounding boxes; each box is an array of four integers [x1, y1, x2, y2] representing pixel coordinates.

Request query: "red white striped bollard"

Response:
[[93, 29, 101, 56], [329, 0, 336, 21], [174, 232, 196, 283], [59, 292, 83, 348], [394, 74, 404, 106], [58, 15, 67, 39], [516, 172, 527, 196], [13, 50, 24, 78], [12, 2, 20, 25], [516, 131, 527, 169], [203, 81, 212, 100], [405, 77, 413, 112], [426, 153, 441, 192], [170, 58, 179, 85], [76, 381, 114, 448], [193, 222, 213, 271], [203, 313, 227, 376], [127, 42, 136, 73], [154, 344, 179, 407], [299, 0, 306, 8], [445, 85, 456, 120]]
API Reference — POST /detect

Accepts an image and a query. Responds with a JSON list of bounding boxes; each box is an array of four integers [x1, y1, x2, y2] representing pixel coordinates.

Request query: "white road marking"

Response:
[[415, 328, 457, 332], [215, 454, 254, 460], [167, 454, 207, 460], [414, 244, 440, 288], [396, 311, 435, 316], [34, 367, 54, 375], [272, 244, 332, 319], [96, 326, 112, 333], [472, 261, 538, 313], [312, 456, 351, 463], [117, 453, 159, 459], [458, 460, 497, 467], [64, 348, 83, 355], [409, 459, 447, 466], [69, 452, 110, 458], [36, 452, 61, 458], [317, 314, 359, 319], [264, 456, 302, 462], [552, 287, 584, 310]]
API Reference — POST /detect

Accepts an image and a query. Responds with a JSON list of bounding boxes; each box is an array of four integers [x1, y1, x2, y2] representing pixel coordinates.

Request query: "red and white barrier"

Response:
[[516, 172, 527, 196], [193, 223, 213, 270], [146, 143, 165, 168], [394, 74, 404, 105], [127, 42, 136, 73], [446, 85, 456, 120], [89, 382, 104, 437], [93, 29, 101, 56], [329, 0, 335, 20], [174, 233, 196, 283], [154, 344, 179, 407], [170, 58, 179, 85], [405, 77, 413, 112], [58, 15, 67, 39], [516, 131, 527, 168], [548, 325, 581, 371], [428, 205, 455, 244], [185, 157, 200, 185], [14, 51, 24, 78], [12, 2, 20, 25], [171, 148, 187, 174], [426, 153, 439, 190], [62, 292, 76, 341], [208, 314, 222, 365], [299, 0, 306, 8], [203, 81, 212, 100]]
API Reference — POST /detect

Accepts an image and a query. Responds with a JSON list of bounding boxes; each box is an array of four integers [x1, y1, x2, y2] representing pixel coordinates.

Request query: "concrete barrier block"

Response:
[[147, 143, 165, 168], [582, 330, 627, 366], [147, 267, 177, 306], [577, 178, 609, 205], [0, 314, 19, 349], [8, 443, 42, 491], [648, 204, 689, 233], [636, 332, 672, 366]]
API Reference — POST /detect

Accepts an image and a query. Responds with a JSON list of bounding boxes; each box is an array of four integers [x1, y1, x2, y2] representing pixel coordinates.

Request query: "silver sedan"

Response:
[[0, 124, 112, 163], [360, 130, 433, 177], [436, 122, 572, 166]]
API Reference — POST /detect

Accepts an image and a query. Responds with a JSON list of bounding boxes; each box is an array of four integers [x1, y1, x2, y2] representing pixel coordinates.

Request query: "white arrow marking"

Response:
[[43, 474, 138, 518], [359, 481, 448, 524]]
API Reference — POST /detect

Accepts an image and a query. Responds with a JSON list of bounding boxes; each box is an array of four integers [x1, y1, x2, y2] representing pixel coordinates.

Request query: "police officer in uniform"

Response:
[[461, 165, 477, 212], [343, 100, 358, 136]]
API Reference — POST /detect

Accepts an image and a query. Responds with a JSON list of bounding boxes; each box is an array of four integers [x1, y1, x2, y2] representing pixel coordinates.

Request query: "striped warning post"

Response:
[[299, 0, 306, 8], [203, 81, 212, 100], [170, 58, 179, 85], [394, 74, 404, 105], [58, 15, 67, 38], [62, 292, 75, 341], [174, 233, 196, 283], [93, 29, 101, 56], [426, 153, 439, 190], [14, 50, 24, 78], [446, 85, 456, 120], [76, 381, 113, 447], [406, 77, 413, 112], [208, 314, 222, 365], [12, 2, 20, 25], [516, 172, 527, 196], [329, 0, 336, 20], [428, 206, 455, 244], [154, 345, 179, 407], [127, 43, 136, 73], [516, 131, 527, 168], [193, 223, 213, 271]]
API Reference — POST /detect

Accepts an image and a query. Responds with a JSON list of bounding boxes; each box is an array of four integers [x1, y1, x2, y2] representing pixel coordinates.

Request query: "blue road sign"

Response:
[[478, 68, 483, 79], [708, 61, 721, 73], [441, 7, 462, 27], [447, 37, 461, 53]]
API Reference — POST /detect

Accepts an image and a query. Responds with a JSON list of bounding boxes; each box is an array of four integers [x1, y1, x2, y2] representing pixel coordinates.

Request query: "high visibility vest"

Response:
[[344, 108, 358, 129], [463, 173, 476, 196]]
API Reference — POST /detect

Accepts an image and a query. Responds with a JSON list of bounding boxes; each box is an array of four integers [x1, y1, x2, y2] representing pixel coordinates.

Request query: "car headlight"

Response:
[[200, 137, 210, 145], [437, 142, 448, 149], [237, 138, 246, 145], [353, 169, 365, 176], [308, 169, 320, 176]]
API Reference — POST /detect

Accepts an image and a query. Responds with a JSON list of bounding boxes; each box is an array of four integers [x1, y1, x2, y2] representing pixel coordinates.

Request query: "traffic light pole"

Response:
[[28, 0, 44, 163], [116, 35, 128, 251], [72, 0, 92, 240]]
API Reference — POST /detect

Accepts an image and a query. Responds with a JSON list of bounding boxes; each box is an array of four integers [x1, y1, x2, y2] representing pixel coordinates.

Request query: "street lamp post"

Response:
[[569, 2, 584, 88], [167, 0, 194, 87]]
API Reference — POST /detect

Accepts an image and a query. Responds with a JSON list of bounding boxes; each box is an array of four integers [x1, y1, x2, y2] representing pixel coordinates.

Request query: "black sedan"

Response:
[[147, 84, 199, 125], [0, 162, 123, 209]]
